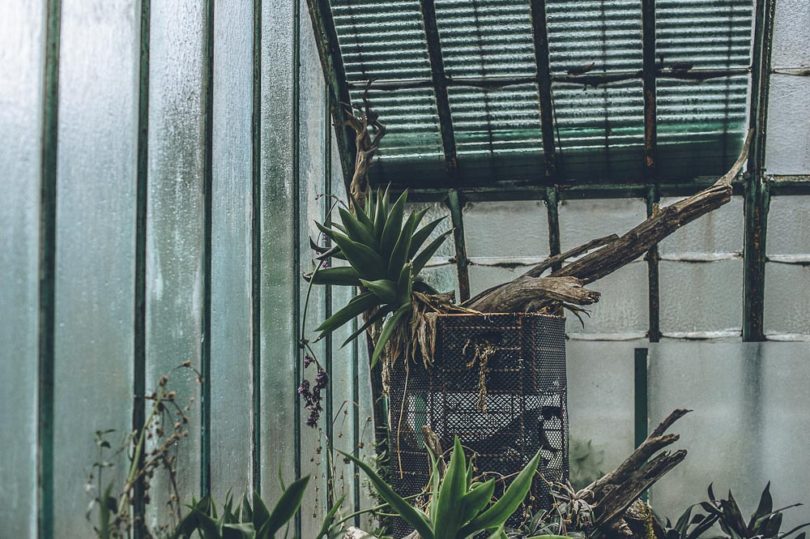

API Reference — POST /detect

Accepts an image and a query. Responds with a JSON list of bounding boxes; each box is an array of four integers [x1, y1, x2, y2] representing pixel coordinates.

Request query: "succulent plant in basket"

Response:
[[307, 186, 451, 366]]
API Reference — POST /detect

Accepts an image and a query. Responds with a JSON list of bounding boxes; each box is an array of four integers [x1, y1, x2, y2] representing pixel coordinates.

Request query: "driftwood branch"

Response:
[[584, 409, 691, 533], [466, 129, 753, 313]]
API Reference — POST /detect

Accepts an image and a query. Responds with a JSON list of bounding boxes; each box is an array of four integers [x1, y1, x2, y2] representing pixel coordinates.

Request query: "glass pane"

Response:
[[210, 0, 254, 500], [659, 259, 742, 337], [0, 0, 45, 535], [771, 0, 810, 67], [765, 75, 810, 175], [649, 342, 810, 532], [260, 0, 298, 493], [464, 200, 548, 258], [659, 195, 743, 256], [53, 0, 140, 534], [767, 196, 810, 256], [144, 0, 207, 523], [764, 263, 810, 338]]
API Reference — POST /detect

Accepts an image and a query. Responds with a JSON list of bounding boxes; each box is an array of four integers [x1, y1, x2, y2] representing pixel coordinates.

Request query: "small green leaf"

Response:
[[339, 208, 376, 248], [340, 306, 392, 348], [388, 211, 420, 280], [460, 449, 542, 535], [340, 451, 434, 539], [460, 479, 496, 525], [412, 230, 452, 275], [380, 190, 408, 259], [263, 475, 309, 537], [315, 292, 379, 335], [329, 231, 387, 280], [433, 437, 468, 539], [409, 216, 447, 257], [359, 278, 398, 304], [370, 304, 410, 368], [307, 266, 361, 286]]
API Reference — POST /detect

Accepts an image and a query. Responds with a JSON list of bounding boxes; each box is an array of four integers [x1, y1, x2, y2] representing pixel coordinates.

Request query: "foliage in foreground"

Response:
[[171, 478, 308, 539], [344, 436, 542, 539]]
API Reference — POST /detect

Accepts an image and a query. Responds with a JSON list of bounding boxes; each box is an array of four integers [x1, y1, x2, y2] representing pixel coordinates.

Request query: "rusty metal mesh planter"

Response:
[[387, 313, 568, 536]]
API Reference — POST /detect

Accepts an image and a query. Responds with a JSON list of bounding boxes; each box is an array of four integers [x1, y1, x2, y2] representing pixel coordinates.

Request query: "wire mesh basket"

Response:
[[387, 313, 568, 537]]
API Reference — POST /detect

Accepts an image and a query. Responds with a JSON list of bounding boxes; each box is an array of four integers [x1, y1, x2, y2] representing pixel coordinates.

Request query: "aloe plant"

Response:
[[171, 476, 309, 538], [310, 187, 450, 366], [342, 436, 541, 539]]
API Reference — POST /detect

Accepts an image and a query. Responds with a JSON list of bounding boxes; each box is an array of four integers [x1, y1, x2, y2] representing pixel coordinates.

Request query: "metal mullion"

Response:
[[419, 0, 458, 177], [641, 0, 660, 343], [743, 0, 776, 341], [529, 0, 558, 180], [447, 189, 470, 302], [306, 0, 357, 191]]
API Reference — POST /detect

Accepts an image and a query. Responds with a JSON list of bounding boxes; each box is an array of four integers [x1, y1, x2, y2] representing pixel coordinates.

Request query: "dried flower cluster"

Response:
[[298, 354, 329, 428]]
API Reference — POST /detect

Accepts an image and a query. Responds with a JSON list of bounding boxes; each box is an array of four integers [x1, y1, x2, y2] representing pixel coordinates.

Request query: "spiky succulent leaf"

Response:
[[388, 211, 419, 280], [409, 216, 447, 257], [412, 229, 453, 274], [315, 291, 379, 335], [433, 437, 467, 539], [359, 278, 398, 304], [339, 207, 376, 248], [306, 266, 360, 286], [379, 190, 408, 259], [340, 305, 392, 348], [328, 231, 386, 280], [370, 304, 410, 367]]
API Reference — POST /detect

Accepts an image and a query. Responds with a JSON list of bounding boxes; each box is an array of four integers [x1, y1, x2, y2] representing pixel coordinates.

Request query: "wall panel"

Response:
[[144, 0, 207, 525], [0, 1, 45, 536], [210, 0, 255, 500], [52, 0, 140, 534]]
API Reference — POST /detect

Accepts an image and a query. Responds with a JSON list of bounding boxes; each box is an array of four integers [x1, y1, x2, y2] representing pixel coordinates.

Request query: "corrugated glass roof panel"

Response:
[[333, 0, 444, 160], [323, 0, 755, 188]]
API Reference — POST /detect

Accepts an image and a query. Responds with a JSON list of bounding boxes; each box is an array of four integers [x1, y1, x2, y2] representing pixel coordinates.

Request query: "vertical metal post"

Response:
[[200, 0, 215, 497], [251, 0, 263, 495], [529, 0, 558, 180], [133, 0, 151, 533], [447, 189, 471, 302], [545, 186, 562, 271], [38, 0, 61, 536], [743, 0, 775, 341], [641, 0, 661, 343], [634, 347, 649, 501], [419, 0, 458, 177]]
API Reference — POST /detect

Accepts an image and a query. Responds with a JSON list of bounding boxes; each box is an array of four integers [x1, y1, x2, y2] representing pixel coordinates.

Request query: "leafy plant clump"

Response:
[[343, 436, 542, 539], [309, 186, 450, 366], [172, 479, 308, 539]]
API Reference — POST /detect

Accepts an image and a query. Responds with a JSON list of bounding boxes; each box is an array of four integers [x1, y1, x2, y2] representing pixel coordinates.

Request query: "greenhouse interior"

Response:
[[2, 0, 809, 537]]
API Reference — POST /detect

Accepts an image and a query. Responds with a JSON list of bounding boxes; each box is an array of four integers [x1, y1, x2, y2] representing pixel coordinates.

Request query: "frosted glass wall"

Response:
[[649, 343, 810, 532]]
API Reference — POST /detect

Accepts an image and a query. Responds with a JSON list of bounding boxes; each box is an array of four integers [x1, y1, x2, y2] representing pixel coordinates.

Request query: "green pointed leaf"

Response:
[[316, 495, 345, 539], [339, 208, 376, 247], [264, 475, 309, 537], [340, 305, 392, 348], [380, 190, 408, 259], [354, 202, 375, 232], [307, 266, 361, 286], [339, 451, 434, 539], [433, 437, 468, 539], [370, 304, 410, 367], [373, 188, 385, 239], [460, 479, 496, 525], [329, 230, 387, 280], [485, 525, 507, 539], [412, 229, 452, 275], [428, 452, 442, 524], [315, 292, 378, 335], [388, 211, 420, 279], [397, 264, 413, 305], [409, 216, 446, 257], [252, 491, 270, 528], [749, 482, 773, 529], [359, 278, 398, 304], [460, 449, 541, 535]]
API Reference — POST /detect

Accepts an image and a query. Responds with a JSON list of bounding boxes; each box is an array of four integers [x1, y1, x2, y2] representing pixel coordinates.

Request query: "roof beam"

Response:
[[529, 0, 558, 180], [345, 67, 751, 92], [306, 0, 357, 190], [419, 0, 458, 177]]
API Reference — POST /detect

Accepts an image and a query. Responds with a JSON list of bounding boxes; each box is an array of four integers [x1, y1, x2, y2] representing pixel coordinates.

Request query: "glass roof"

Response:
[[328, 0, 753, 188]]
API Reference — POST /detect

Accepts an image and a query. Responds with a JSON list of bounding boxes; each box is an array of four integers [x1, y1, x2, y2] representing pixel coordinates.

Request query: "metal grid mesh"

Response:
[[388, 313, 568, 537]]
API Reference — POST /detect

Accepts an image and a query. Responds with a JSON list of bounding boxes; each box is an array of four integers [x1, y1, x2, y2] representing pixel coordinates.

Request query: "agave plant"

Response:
[[698, 482, 809, 539], [171, 476, 308, 538], [309, 187, 450, 366], [342, 436, 542, 539]]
